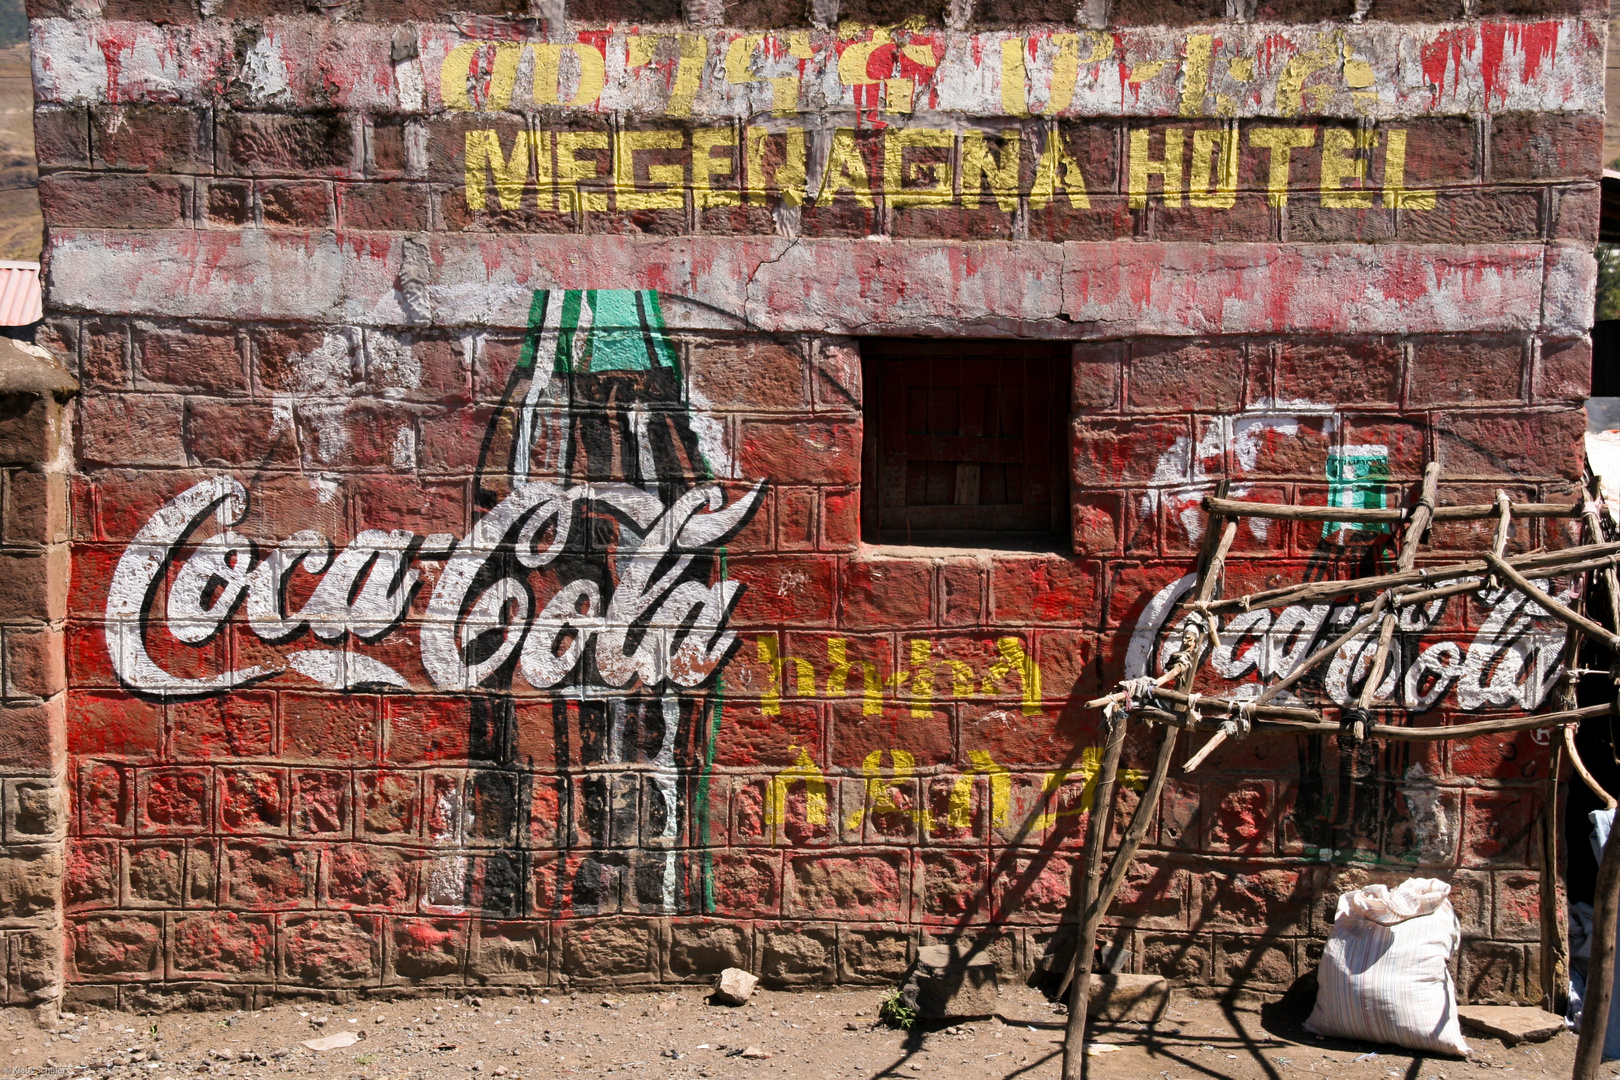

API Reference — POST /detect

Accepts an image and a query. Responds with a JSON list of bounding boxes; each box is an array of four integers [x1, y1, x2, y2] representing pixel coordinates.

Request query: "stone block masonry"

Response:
[[0, 340, 77, 1014], [17, 0, 1602, 1009]]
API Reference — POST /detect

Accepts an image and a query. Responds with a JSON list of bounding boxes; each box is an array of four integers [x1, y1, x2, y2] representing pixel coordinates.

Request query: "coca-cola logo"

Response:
[[104, 474, 765, 700], [1124, 572, 1571, 715]]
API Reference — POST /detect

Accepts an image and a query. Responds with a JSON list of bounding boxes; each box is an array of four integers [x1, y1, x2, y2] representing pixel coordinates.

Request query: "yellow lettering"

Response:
[[991, 38, 1030, 117], [1275, 36, 1336, 117], [756, 637, 782, 717], [1128, 127, 1185, 209], [1029, 747, 1150, 830], [1381, 128, 1434, 210], [1045, 34, 1080, 114], [780, 33, 815, 112], [883, 128, 953, 207], [838, 28, 914, 111], [1179, 34, 1214, 117], [441, 43, 481, 111], [826, 637, 883, 716], [668, 34, 707, 117], [1321, 127, 1375, 209], [1000, 38, 1029, 117], [440, 42, 524, 111], [725, 33, 810, 115], [791, 657, 816, 696], [1028, 127, 1089, 210], [625, 35, 657, 69], [1188, 127, 1237, 210], [946, 749, 1012, 830], [614, 128, 684, 211], [818, 128, 873, 207], [1029, 766, 1083, 831], [960, 132, 1020, 211], [1248, 126, 1316, 209], [744, 126, 806, 207], [534, 43, 607, 108], [464, 129, 536, 212], [723, 34, 761, 84], [693, 127, 740, 208], [557, 131, 610, 212], [903, 639, 934, 717], [847, 749, 930, 832], [982, 637, 1042, 716], [765, 746, 828, 840]]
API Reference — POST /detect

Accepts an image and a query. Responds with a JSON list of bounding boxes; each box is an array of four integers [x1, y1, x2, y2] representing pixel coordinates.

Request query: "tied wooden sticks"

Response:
[[1061, 465, 1620, 1080]]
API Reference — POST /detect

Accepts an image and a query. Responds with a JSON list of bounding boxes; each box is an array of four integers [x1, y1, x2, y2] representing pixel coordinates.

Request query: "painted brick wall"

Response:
[[21, 0, 1603, 1008]]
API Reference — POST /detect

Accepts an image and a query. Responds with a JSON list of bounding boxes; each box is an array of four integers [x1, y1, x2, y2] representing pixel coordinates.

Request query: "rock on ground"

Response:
[[713, 968, 759, 1006]]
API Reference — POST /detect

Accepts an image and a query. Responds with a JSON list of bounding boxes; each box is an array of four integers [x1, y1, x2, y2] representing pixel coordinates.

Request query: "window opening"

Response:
[[859, 338, 1070, 550]]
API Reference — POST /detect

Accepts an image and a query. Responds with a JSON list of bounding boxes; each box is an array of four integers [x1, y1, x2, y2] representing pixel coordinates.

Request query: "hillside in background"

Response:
[[0, 41, 38, 263], [0, 0, 33, 261]]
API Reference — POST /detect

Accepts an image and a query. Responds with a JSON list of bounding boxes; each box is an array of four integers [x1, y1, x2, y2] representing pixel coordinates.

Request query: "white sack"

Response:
[[1304, 877, 1470, 1057]]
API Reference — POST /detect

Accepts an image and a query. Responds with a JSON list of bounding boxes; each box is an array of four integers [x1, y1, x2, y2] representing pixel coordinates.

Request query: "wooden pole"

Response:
[[1252, 596, 1388, 708], [1384, 549, 1620, 609], [1060, 710, 1127, 1080], [1200, 539, 1620, 615], [1052, 479, 1620, 1068], [1203, 495, 1581, 523], [1540, 501, 1586, 1015], [1569, 724, 1618, 810], [1060, 517, 1236, 1080], [1588, 487, 1620, 637], [1572, 485, 1620, 1054], [1487, 490, 1511, 590], [1151, 687, 1322, 722], [1483, 551, 1620, 654], [1056, 720, 1180, 998], [1347, 463, 1440, 740], [1133, 702, 1607, 740], [1369, 703, 1613, 741], [1575, 816, 1620, 1080]]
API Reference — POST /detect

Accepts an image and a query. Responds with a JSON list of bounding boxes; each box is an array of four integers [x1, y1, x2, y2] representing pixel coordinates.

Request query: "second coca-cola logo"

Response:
[[1124, 572, 1572, 716]]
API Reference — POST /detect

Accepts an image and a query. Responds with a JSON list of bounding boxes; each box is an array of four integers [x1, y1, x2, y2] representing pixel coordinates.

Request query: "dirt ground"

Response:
[[0, 984, 1581, 1080]]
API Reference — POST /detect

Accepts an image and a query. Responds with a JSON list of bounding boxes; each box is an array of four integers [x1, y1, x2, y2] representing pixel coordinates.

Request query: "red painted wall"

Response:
[[21, 0, 1602, 1006]]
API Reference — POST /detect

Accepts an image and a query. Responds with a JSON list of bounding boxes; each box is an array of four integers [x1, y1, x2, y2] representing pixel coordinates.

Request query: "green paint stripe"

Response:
[[517, 289, 549, 372], [556, 290, 584, 374]]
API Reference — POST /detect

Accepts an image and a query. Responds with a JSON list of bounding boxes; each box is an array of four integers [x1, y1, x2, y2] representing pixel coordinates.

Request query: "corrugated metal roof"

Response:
[[0, 261, 41, 326]]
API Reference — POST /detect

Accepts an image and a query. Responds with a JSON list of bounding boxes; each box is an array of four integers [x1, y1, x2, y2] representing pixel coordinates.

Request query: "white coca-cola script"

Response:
[[1124, 572, 1571, 714], [104, 475, 766, 699]]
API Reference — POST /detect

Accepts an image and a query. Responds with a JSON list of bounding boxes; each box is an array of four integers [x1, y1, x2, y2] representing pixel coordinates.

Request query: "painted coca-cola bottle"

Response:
[[444, 288, 764, 919]]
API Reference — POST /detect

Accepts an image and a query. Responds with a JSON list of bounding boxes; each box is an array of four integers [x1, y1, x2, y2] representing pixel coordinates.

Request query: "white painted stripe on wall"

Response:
[[43, 230, 1593, 338], [29, 16, 1607, 119]]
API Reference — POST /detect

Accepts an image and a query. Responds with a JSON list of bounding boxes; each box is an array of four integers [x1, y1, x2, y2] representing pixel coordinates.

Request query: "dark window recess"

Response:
[[1594, 321, 1620, 397], [860, 339, 1070, 549]]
